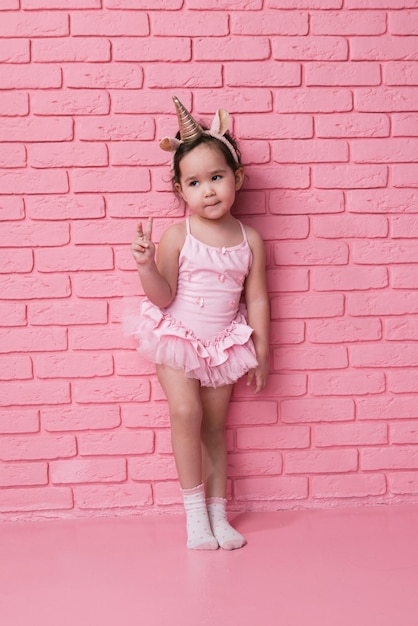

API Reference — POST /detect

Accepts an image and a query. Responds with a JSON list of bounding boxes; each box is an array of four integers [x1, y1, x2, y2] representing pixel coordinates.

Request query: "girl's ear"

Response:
[[235, 167, 244, 191], [174, 181, 185, 200]]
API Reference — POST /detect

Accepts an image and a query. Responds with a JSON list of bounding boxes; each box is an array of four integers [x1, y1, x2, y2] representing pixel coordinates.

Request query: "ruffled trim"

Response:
[[124, 298, 258, 388]]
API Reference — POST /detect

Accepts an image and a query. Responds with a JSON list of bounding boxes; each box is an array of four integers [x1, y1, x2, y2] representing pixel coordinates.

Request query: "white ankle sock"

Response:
[[207, 497, 246, 550], [181, 484, 218, 550]]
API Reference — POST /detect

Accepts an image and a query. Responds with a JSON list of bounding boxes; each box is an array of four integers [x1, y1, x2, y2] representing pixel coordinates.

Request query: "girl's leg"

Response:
[[156, 364, 217, 550], [200, 384, 246, 550]]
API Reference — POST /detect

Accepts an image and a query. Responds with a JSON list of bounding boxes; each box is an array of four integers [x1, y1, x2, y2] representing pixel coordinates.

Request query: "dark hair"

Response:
[[172, 129, 242, 188]]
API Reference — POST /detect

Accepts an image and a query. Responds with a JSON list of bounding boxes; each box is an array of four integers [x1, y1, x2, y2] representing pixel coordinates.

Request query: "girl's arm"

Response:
[[131, 218, 182, 309], [244, 227, 270, 393]]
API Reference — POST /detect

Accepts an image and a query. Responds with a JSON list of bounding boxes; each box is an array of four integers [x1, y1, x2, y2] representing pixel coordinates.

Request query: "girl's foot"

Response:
[[207, 497, 246, 550], [182, 484, 219, 550]]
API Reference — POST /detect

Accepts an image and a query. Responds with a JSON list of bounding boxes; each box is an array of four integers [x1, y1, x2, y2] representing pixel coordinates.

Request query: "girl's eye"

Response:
[[189, 181, 199, 187], [212, 175, 221, 181]]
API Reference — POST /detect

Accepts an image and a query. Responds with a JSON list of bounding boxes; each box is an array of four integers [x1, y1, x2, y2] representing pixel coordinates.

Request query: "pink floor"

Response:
[[1, 504, 418, 626]]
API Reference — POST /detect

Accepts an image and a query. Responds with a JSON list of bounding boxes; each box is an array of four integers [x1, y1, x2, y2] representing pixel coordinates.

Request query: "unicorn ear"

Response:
[[160, 137, 182, 152], [210, 109, 231, 136]]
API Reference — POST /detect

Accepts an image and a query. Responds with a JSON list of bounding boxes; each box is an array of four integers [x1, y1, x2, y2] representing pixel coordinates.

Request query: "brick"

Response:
[[0, 410, 39, 434], [0, 39, 30, 63], [0, 462, 47, 487], [238, 165, 310, 190], [187, 0, 262, 8], [0, 487, 73, 513], [392, 216, 418, 239], [268, 0, 342, 6], [30, 143, 108, 169], [23, 0, 101, 6], [71, 10, 149, 35], [0, 355, 32, 381], [316, 113, 390, 138], [146, 63, 222, 89], [122, 404, 169, 429], [228, 451, 283, 477], [30, 300, 107, 326], [0, 434, 75, 461], [347, 0, 417, 6], [315, 215, 388, 238], [236, 114, 313, 139], [386, 318, 418, 340], [114, 38, 190, 62], [114, 350, 160, 376], [391, 423, 418, 445], [310, 371, 385, 396], [130, 455, 177, 481], [71, 167, 150, 193], [393, 164, 418, 187], [267, 268, 309, 292], [350, 292, 418, 316], [0, 327, 67, 353], [226, 61, 301, 88], [112, 89, 192, 115], [285, 449, 358, 474], [0, 0, 18, 7], [43, 405, 120, 432], [351, 36, 418, 61], [271, 294, 344, 322], [361, 446, 418, 471], [73, 379, 150, 404], [347, 189, 418, 213], [0, 222, 70, 248], [234, 476, 308, 501], [0, 197, 25, 221], [36, 246, 113, 272], [0, 302, 26, 327], [352, 138, 418, 163], [0, 248, 33, 273], [311, 266, 388, 291], [0, 381, 70, 407], [196, 89, 273, 114], [270, 320, 305, 345], [0, 12, 69, 37], [78, 431, 154, 456], [274, 240, 349, 265], [151, 481, 181, 506], [274, 345, 348, 371], [356, 87, 418, 112], [269, 189, 343, 214], [76, 116, 154, 141], [384, 62, 418, 86], [281, 398, 355, 423], [152, 11, 228, 36], [392, 113, 418, 136], [73, 273, 139, 298], [273, 139, 348, 164], [72, 219, 136, 245], [245, 216, 309, 240], [388, 472, 418, 495], [155, 430, 173, 455], [357, 397, 418, 420], [315, 422, 388, 447], [350, 343, 418, 368], [237, 425, 310, 450], [273, 36, 347, 61], [105, 0, 182, 6], [26, 195, 105, 220], [70, 327, 130, 351], [227, 401, 278, 426], [50, 459, 126, 484], [308, 318, 382, 344], [314, 165, 388, 189], [389, 10, 418, 35], [312, 474, 386, 499], [31, 90, 110, 116], [306, 62, 380, 86], [109, 142, 173, 167], [0, 64, 62, 89], [74, 483, 152, 509], [0, 144, 26, 168], [311, 10, 386, 35], [0, 276, 71, 300], [353, 240, 418, 264], [32, 37, 110, 62], [64, 64, 143, 89], [1, 93, 28, 119], [196, 36, 270, 61], [231, 11, 308, 35], [276, 88, 352, 113], [0, 169, 69, 195], [35, 353, 113, 379], [0, 117, 72, 142]]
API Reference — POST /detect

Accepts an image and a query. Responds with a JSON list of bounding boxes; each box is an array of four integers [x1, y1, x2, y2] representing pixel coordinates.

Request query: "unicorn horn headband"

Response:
[[159, 96, 239, 164]]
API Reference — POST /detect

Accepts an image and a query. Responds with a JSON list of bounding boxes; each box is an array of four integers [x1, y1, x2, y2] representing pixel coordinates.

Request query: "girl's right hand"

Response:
[[131, 218, 155, 267]]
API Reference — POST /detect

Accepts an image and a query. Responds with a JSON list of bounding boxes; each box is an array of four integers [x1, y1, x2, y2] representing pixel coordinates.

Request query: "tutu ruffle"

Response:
[[124, 298, 258, 388]]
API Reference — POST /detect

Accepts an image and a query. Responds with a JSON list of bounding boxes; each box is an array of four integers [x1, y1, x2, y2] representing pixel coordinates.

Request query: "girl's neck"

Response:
[[189, 214, 243, 248]]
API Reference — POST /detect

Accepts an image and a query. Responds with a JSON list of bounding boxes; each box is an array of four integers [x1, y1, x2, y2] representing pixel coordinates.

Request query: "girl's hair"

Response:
[[172, 128, 242, 188]]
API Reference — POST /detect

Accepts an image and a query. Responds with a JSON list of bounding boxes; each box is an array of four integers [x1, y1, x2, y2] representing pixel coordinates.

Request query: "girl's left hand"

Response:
[[246, 358, 269, 394]]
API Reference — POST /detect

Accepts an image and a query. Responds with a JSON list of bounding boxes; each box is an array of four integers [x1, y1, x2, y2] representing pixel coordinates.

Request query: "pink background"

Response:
[[1, 0, 418, 521]]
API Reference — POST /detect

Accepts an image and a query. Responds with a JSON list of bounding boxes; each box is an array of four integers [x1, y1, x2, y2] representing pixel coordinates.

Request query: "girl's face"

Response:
[[175, 143, 244, 222]]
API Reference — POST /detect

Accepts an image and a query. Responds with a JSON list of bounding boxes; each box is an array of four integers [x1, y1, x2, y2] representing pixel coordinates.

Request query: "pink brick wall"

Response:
[[1, 0, 418, 521]]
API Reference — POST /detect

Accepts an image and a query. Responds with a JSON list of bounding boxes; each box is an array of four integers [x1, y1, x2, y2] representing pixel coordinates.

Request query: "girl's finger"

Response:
[[144, 217, 153, 241]]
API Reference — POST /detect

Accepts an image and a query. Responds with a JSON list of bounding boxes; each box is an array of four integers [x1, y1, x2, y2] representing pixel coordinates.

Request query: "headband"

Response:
[[159, 96, 239, 164]]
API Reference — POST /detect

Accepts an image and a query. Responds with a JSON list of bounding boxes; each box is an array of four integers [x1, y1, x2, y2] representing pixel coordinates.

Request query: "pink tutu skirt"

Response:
[[124, 299, 258, 388]]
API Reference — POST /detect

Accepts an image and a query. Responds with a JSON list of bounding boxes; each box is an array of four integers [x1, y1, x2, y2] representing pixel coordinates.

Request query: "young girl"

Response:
[[128, 96, 270, 550]]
